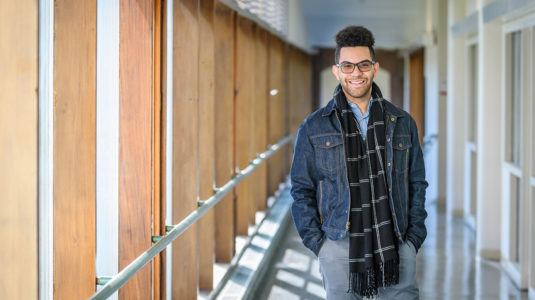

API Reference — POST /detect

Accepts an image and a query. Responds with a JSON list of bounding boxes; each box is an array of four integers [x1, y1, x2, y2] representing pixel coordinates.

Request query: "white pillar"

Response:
[[424, 0, 448, 205], [423, 0, 441, 204], [475, 8, 502, 260], [95, 1, 119, 299], [446, 0, 467, 216], [38, 0, 54, 299], [437, 0, 448, 205]]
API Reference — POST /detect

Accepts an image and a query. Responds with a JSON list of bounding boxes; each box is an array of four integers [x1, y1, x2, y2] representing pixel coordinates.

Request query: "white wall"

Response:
[[288, 0, 311, 51], [424, 44, 439, 203], [374, 68, 391, 102], [420, 0, 448, 205], [475, 11, 502, 260], [319, 67, 339, 108], [437, 0, 448, 204], [446, 0, 467, 216]]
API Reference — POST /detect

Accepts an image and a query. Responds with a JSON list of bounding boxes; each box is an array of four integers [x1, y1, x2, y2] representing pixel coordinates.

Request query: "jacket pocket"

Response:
[[311, 134, 343, 173], [392, 135, 411, 173]]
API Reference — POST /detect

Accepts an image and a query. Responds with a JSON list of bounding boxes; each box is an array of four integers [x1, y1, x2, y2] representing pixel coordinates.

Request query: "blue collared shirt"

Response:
[[347, 97, 373, 139]]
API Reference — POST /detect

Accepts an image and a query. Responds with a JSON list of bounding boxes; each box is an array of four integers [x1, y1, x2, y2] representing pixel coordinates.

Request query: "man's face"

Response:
[[332, 46, 379, 104]]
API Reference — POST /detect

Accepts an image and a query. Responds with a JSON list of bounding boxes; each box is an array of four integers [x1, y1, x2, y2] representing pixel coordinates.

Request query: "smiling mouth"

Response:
[[348, 79, 365, 86]]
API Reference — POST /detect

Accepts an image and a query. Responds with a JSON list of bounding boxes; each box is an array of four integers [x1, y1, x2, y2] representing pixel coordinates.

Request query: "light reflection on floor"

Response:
[[256, 201, 529, 299]]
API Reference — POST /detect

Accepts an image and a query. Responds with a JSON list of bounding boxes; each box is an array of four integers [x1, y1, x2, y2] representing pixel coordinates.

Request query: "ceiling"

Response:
[[299, 0, 428, 50]]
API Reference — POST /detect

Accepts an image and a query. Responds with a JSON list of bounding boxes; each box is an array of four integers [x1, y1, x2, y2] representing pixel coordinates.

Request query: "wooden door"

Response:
[[410, 48, 425, 145]]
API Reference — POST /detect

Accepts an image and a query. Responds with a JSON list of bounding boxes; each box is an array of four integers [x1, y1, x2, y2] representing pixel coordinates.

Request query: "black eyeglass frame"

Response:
[[335, 59, 376, 74]]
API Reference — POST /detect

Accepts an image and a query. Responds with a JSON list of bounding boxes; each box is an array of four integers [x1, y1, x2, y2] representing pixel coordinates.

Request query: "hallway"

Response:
[[5, 0, 535, 298], [256, 201, 529, 299]]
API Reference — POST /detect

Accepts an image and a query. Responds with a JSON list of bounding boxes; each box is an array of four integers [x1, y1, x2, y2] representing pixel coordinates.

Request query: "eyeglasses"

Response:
[[336, 60, 376, 74]]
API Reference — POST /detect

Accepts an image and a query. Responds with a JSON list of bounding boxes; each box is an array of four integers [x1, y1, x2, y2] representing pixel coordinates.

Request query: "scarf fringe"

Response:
[[348, 259, 399, 297]]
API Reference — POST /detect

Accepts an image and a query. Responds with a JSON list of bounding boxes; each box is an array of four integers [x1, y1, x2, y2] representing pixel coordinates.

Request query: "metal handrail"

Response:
[[89, 135, 293, 300]]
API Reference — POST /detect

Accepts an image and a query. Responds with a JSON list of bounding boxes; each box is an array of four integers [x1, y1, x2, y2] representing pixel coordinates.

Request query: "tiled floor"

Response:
[[255, 201, 530, 299]]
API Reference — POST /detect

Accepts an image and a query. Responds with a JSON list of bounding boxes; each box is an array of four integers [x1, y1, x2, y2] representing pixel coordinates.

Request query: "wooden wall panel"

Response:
[[235, 16, 254, 235], [214, 2, 235, 262], [287, 47, 298, 170], [159, 0, 169, 297], [198, 0, 216, 291], [302, 52, 313, 122], [288, 47, 313, 166], [289, 47, 303, 137], [267, 36, 286, 196], [0, 1, 38, 298], [277, 37, 288, 186], [282, 43, 291, 177], [53, 0, 97, 298], [153, 0, 163, 298], [118, 0, 154, 299], [375, 49, 405, 108], [245, 22, 257, 225], [253, 28, 269, 211], [172, 0, 199, 297], [410, 48, 425, 145]]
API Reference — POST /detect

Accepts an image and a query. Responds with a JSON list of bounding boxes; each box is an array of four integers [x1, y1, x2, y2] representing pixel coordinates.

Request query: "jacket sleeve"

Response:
[[290, 121, 325, 256], [406, 117, 428, 252]]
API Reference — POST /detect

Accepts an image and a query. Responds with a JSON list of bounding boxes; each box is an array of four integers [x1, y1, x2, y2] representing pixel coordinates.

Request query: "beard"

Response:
[[340, 78, 373, 102]]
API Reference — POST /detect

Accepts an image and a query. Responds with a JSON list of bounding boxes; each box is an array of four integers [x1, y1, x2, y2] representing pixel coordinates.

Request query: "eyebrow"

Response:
[[340, 59, 373, 64]]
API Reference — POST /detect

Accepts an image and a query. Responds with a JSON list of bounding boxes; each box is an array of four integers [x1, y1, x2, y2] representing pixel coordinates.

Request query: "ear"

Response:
[[332, 65, 340, 81], [374, 61, 380, 74]]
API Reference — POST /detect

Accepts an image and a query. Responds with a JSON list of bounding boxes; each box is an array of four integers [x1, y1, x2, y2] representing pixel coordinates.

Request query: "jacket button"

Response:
[[389, 188, 392, 192], [326, 141, 330, 146], [387, 162, 391, 167], [387, 138, 391, 142], [399, 143, 403, 147], [391, 117, 395, 122]]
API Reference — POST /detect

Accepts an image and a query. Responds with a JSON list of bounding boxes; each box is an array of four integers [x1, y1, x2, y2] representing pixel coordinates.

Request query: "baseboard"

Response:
[[478, 249, 501, 260], [451, 209, 464, 217]]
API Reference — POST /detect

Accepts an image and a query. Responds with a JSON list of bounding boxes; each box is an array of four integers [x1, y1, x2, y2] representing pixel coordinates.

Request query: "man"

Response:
[[290, 26, 428, 299]]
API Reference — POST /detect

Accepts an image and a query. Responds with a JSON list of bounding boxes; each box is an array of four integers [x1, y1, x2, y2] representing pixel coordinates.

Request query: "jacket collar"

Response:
[[321, 83, 405, 118]]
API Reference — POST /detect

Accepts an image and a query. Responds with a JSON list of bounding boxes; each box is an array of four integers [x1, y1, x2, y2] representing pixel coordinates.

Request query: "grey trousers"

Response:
[[318, 236, 419, 300]]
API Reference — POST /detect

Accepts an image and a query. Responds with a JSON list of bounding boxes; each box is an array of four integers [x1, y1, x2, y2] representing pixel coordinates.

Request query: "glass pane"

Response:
[[239, 0, 287, 35], [508, 31, 522, 166], [469, 44, 478, 143], [516, 176, 522, 263], [510, 175, 522, 263], [532, 187, 535, 288], [511, 31, 522, 166], [533, 29, 535, 177]]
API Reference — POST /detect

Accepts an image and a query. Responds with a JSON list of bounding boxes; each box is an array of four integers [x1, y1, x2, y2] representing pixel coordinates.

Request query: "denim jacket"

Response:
[[290, 87, 428, 256]]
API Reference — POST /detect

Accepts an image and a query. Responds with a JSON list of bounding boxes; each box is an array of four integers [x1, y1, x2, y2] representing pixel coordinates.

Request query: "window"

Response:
[[532, 29, 535, 179], [509, 175, 522, 263], [509, 31, 522, 166], [236, 0, 288, 35], [469, 44, 478, 143]]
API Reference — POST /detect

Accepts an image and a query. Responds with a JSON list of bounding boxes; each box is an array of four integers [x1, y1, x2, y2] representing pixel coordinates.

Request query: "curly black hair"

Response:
[[334, 26, 376, 63]]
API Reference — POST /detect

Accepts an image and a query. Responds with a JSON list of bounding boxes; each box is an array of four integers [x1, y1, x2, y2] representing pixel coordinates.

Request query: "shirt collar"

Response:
[[347, 96, 373, 118]]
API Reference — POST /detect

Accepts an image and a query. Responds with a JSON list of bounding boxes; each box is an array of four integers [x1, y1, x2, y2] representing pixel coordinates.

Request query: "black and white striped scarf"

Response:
[[334, 83, 399, 297]]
